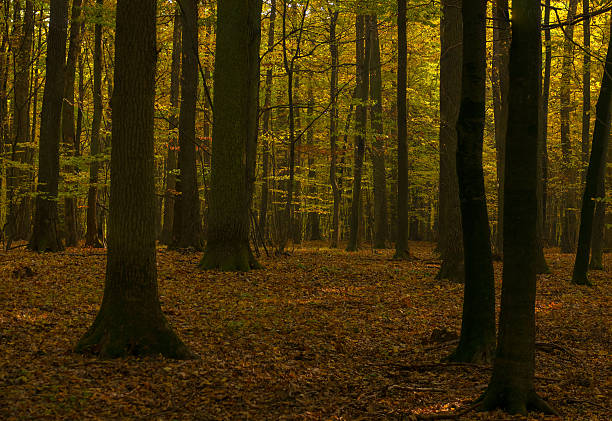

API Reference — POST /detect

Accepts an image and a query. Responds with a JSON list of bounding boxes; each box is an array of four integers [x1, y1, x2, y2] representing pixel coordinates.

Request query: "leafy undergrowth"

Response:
[[0, 241, 609, 420]]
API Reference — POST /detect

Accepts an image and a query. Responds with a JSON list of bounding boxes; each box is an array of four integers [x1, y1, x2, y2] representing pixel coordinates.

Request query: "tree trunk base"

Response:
[[200, 242, 261, 271], [76, 309, 194, 359], [447, 339, 494, 364], [393, 248, 410, 260], [29, 226, 64, 253], [478, 385, 558, 416], [589, 256, 603, 270], [571, 272, 593, 286], [436, 258, 464, 283]]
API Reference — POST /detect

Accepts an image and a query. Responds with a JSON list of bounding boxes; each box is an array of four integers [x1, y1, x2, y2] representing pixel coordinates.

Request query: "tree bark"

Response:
[[437, 0, 462, 279], [481, 1, 556, 415], [306, 78, 321, 241], [449, 0, 495, 364], [394, 0, 409, 259], [199, 0, 263, 271], [172, 0, 203, 250], [329, 7, 340, 248], [572, 16, 612, 286], [85, 0, 104, 248], [76, 0, 192, 359], [29, 0, 68, 252]]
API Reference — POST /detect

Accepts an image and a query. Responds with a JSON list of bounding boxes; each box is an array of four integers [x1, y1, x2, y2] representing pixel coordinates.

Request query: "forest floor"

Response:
[[0, 241, 610, 420]]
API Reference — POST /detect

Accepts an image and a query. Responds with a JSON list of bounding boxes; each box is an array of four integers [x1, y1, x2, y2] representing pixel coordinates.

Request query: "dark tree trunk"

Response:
[[346, 15, 370, 252], [160, 7, 181, 245], [394, 0, 409, 259], [582, 0, 591, 173], [172, 0, 203, 250], [369, 15, 387, 249], [29, 0, 68, 252], [572, 16, 612, 286], [541, 0, 552, 245], [491, 0, 509, 256], [62, 0, 84, 247], [306, 79, 321, 241], [76, 0, 192, 359], [7, 0, 34, 242], [329, 8, 340, 248], [85, 0, 104, 248], [259, 0, 276, 240], [437, 0, 462, 279], [450, 0, 495, 364], [481, 1, 556, 415], [560, 0, 579, 253], [199, 0, 263, 271]]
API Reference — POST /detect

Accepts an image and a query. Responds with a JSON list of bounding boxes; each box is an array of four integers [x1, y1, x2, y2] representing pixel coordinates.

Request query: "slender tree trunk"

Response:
[[199, 0, 263, 271], [346, 14, 370, 252], [369, 15, 387, 249], [85, 0, 104, 248], [61, 0, 84, 247], [172, 0, 202, 250], [582, 0, 591, 173], [481, 1, 556, 414], [560, 0, 579, 253], [329, 7, 340, 248], [449, 0, 495, 364], [306, 78, 321, 240], [259, 0, 276, 240], [572, 16, 612, 286], [541, 0, 552, 245], [491, 0, 509, 256], [76, 0, 192, 358], [160, 8, 181, 245], [29, 0, 69, 252], [437, 0, 462, 279], [395, 0, 409, 259]]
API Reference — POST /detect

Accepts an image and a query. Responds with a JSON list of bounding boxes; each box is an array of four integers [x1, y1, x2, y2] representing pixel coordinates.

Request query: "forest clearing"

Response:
[[0, 243, 609, 420]]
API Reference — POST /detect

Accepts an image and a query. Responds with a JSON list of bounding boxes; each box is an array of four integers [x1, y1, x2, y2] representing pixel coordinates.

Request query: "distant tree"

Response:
[[29, 0, 68, 252], [199, 0, 263, 271], [394, 0, 409, 260], [480, 0, 556, 414], [329, 5, 341, 248], [572, 16, 612, 286], [172, 0, 203, 250], [85, 0, 104, 248], [450, 0, 495, 363], [437, 0, 462, 280], [76, 0, 193, 358]]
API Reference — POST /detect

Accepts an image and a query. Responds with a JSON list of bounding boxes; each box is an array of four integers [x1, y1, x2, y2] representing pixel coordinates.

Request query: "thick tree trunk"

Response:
[[7, 0, 34, 242], [346, 15, 369, 252], [394, 0, 409, 259], [199, 0, 263, 271], [541, 0, 552, 245], [572, 17, 612, 286], [329, 9, 340, 248], [85, 0, 104, 248], [369, 15, 387, 249], [172, 0, 203, 250], [259, 0, 276, 241], [481, 1, 556, 415], [61, 0, 84, 247], [437, 0, 462, 279], [582, 0, 591, 173], [29, 0, 68, 252], [76, 0, 192, 359], [160, 8, 181, 245], [560, 0, 579, 253], [449, 0, 495, 364]]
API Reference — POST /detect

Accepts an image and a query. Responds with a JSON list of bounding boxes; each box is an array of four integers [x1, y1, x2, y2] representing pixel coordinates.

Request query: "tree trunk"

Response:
[[259, 0, 276, 241], [346, 14, 370, 252], [29, 0, 68, 252], [7, 0, 34, 242], [369, 15, 387, 249], [85, 0, 104, 248], [61, 0, 84, 247], [560, 0, 579, 253], [491, 0, 509, 256], [394, 0, 409, 259], [172, 0, 203, 250], [541, 0, 552, 246], [329, 8, 340, 248], [306, 78, 321, 241], [199, 0, 263, 271], [572, 16, 612, 286], [160, 8, 181, 245], [481, 1, 556, 415], [437, 0, 462, 279], [581, 0, 591, 173], [449, 0, 495, 364], [76, 0, 192, 359]]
